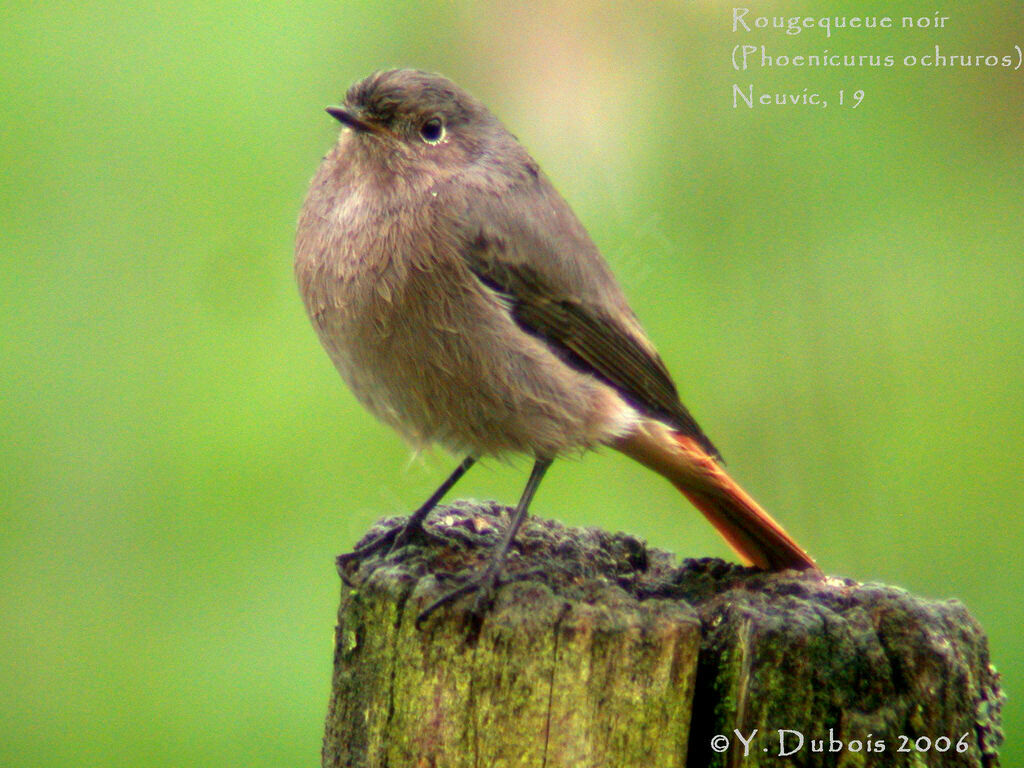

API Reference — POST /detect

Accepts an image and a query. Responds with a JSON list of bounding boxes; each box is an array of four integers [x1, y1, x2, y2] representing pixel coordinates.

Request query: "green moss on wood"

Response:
[[323, 501, 1003, 768]]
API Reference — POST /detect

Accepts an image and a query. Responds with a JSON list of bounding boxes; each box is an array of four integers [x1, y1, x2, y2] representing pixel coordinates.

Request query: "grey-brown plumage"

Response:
[[296, 69, 712, 457], [296, 69, 817, 581]]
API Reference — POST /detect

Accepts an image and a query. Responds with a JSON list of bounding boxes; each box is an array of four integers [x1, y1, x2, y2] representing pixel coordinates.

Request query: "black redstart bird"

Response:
[[295, 69, 818, 613]]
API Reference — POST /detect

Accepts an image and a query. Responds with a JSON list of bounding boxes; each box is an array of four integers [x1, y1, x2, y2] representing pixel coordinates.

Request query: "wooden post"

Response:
[[323, 500, 1003, 767]]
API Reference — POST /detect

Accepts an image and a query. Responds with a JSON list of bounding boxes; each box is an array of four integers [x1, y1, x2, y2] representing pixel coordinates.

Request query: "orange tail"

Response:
[[613, 423, 818, 572]]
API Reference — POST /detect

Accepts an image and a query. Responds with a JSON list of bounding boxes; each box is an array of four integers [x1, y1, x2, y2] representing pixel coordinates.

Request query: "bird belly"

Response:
[[303, 243, 633, 457]]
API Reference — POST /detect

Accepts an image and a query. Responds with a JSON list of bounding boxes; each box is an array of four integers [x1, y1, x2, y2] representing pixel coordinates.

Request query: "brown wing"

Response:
[[462, 232, 721, 459]]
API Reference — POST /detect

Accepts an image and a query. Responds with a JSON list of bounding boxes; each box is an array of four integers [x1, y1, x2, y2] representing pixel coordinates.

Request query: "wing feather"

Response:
[[462, 232, 721, 459]]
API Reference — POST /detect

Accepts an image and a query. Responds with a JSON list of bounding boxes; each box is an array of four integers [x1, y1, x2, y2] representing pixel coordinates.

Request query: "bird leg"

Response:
[[416, 456, 552, 626], [337, 455, 477, 564]]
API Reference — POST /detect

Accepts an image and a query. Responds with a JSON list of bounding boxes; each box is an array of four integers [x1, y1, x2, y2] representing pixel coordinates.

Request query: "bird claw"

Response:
[[416, 564, 502, 628], [337, 517, 447, 568], [387, 519, 449, 555], [336, 528, 399, 566], [414, 563, 547, 628]]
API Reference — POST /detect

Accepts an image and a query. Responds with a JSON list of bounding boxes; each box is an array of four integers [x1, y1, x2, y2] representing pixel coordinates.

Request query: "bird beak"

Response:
[[326, 106, 378, 134]]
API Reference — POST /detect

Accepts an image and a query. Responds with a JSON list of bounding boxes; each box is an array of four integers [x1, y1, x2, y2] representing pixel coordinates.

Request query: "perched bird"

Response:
[[295, 69, 818, 614]]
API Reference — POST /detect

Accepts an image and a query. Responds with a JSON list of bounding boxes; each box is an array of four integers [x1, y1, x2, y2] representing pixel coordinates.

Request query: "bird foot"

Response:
[[415, 563, 546, 628], [337, 517, 447, 567]]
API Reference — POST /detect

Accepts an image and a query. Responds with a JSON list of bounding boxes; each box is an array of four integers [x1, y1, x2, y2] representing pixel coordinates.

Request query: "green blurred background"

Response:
[[2, 1, 1020, 765]]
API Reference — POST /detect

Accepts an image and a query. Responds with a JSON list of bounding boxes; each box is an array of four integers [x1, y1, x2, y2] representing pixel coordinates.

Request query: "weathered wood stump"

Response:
[[324, 500, 1003, 767]]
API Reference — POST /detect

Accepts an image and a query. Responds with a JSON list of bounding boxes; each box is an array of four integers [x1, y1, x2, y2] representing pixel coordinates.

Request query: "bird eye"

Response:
[[419, 117, 445, 144]]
